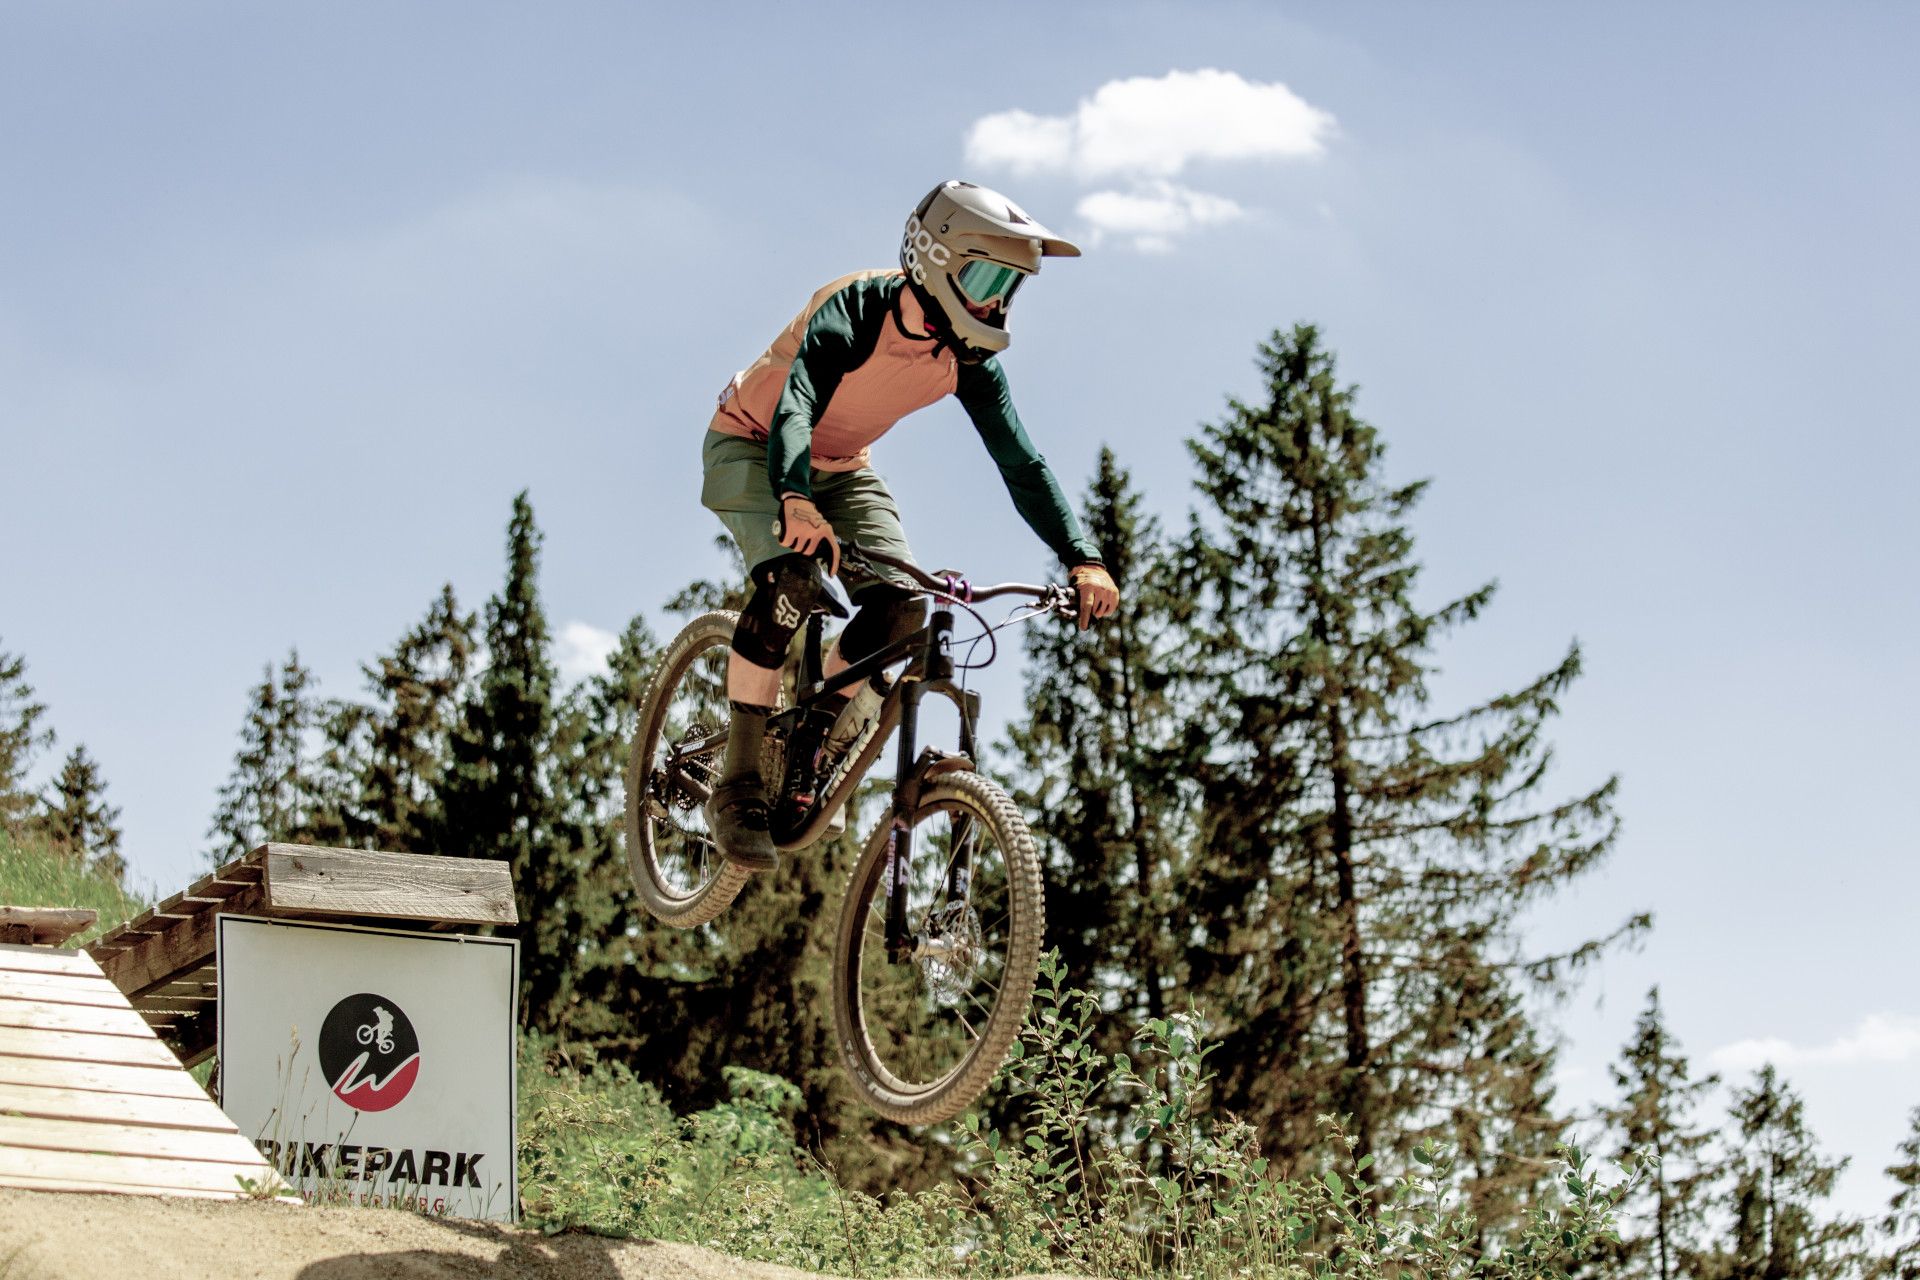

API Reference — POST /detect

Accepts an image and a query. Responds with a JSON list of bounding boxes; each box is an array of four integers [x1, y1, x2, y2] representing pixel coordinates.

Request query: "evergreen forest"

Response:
[[5, 326, 1913, 1278]]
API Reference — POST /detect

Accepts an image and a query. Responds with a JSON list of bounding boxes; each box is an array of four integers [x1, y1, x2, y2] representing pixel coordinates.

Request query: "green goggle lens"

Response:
[[955, 261, 1027, 305]]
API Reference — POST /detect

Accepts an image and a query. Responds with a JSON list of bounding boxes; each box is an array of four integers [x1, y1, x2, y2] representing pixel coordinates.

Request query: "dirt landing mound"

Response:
[[0, 1189, 894, 1280]]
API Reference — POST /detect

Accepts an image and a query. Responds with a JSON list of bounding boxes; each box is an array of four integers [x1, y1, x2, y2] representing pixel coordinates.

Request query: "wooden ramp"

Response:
[[0, 939, 293, 1201], [84, 843, 517, 1067]]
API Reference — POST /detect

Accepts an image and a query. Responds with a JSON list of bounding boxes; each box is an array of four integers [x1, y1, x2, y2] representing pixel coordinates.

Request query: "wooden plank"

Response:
[[0, 907, 98, 946], [85, 862, 260, 953], [0, 1114, 272, 1164], [0, 945, 101, 977], [0, 1081, 239, 1132], [136, 1000, 216, 1022], [0, 968, 128, 1007], [0, 997, 157, 1038], [132, 989, 214, 1011], [0, 1055, 210, 1100], [261, 844, 517, 924], [94, 884, 263, 998], [0, 1026, 184, 1070], [0, 1145, 281, 1197], [0, 1172, 244, 1200], [135, 989, 217, 1009], [136, 964, 218, 1000]]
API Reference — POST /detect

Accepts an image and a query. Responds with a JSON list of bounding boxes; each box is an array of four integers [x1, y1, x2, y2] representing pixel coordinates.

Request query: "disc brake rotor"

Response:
[[915, 901, 984, 1006]]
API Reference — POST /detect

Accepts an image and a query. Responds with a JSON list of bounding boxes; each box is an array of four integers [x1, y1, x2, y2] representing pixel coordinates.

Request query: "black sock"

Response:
[[723, 701, 770, 785]]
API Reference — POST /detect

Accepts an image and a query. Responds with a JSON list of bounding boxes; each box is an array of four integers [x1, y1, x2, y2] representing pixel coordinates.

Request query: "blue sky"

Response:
[[4, 2, 1915, 1216]]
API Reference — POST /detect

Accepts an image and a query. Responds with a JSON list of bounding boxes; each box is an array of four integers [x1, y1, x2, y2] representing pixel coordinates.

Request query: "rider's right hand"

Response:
[[778, 494, 840, 576]]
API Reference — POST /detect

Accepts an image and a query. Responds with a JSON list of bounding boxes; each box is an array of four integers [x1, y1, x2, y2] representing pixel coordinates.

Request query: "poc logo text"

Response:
[[901, 216, 951, 285]]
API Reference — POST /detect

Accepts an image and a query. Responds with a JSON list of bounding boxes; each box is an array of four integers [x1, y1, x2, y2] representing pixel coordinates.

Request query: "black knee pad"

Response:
[[841, 584, 928, 664], [731, 554, 824, 669]]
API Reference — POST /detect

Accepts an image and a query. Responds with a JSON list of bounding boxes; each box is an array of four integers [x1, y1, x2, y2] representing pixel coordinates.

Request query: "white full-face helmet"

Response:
[[899, 180, 1081, 363]]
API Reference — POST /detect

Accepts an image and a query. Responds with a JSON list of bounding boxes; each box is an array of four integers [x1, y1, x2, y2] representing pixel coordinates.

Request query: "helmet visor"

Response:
[[955, 260, 1028, 307]]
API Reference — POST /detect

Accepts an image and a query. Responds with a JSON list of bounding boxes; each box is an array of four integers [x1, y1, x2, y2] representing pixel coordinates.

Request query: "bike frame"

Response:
[[659, 542, 1066, 966], [779, 602, 981, 965]]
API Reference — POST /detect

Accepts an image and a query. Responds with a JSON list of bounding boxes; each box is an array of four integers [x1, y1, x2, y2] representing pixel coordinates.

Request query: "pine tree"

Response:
[[1873, 1107, 1920, 1279], [1444, 972, 1574, 1254], [1173, 325, 1641, 1219], [1006, 448, 1189, 1048], [533, 615, 658, 1036], [1702, 1065, 1868, 1279], [325, 585, 477, 852], [438, 492, 567, 1019], [1601, 986, 1722, 1278], [0, 641, 54, 835], [38, 745, 125, 882], [205, 650, 325, 865]]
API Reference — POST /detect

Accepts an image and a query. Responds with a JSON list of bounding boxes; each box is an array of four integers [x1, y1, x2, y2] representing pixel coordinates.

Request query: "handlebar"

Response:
[[839, 539, 1078, 618]]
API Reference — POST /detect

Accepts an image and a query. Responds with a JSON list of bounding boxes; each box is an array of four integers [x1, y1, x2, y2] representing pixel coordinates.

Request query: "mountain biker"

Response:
[[699, 179, 1120, 873]]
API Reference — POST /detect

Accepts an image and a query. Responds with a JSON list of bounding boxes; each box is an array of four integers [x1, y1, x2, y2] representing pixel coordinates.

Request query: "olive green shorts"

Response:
[[700, 431, 916, 591]]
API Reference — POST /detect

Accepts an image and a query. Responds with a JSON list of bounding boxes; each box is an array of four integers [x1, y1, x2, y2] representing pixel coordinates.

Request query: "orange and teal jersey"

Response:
[[709, 269, 1101, 566]]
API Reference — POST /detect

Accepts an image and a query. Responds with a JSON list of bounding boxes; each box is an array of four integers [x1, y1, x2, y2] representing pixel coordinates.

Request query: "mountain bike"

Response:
[[624, 540, 1078, 1124]]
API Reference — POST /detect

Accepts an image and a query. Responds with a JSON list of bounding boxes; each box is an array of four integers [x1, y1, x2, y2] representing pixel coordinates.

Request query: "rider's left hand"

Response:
[[1068, 563, 1119, 630]]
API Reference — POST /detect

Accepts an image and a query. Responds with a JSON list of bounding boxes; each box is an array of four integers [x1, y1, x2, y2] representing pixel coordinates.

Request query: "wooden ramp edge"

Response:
[[83, 843, 517, 1066], [0, 941, 295, 1202]]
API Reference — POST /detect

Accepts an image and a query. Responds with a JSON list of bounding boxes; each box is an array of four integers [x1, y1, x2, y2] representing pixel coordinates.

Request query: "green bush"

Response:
[[514, 952, 1638, 1279], [957, 952, 1639, 1278], [515, 1038, 955, 1276]]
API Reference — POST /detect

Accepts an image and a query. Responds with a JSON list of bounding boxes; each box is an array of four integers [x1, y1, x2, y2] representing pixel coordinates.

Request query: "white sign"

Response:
[[217, 915, 519, 1221]]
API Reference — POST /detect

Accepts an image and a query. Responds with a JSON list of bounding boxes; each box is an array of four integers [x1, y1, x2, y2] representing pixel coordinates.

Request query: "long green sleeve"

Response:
[[953, 358, 1103, 566]]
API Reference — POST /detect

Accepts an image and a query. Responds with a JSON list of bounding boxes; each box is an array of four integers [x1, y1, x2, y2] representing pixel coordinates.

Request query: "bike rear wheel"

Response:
[[831, 770, 1044, 1125], [625, 610, 753, 928]]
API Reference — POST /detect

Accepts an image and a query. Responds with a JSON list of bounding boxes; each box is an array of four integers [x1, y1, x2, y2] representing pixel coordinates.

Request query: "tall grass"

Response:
[[0, 826, 146, 945], [518, 952, 1638, 1278]]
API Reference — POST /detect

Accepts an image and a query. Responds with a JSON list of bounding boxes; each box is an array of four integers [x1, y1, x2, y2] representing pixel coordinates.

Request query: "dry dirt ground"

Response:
[[0, 1189, 1086, 1280]]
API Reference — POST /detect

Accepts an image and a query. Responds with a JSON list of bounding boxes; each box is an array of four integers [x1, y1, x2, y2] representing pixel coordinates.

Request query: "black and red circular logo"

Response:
[[318, 992, 420, 1113]]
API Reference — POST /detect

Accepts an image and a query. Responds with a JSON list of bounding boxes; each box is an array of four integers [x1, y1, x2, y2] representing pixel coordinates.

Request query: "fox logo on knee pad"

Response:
[[773, 593, 802, 629]]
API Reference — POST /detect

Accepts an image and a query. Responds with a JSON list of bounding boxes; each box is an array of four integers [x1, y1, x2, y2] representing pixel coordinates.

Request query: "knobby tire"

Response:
[[832, 770, 1045, 1125], [625, 610, 752, 928]]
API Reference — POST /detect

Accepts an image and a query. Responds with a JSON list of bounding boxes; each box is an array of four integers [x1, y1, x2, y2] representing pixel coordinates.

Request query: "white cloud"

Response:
[[1709, 1013, 1920, 1073], [1077, 182, 1246, 252], [555, 621, 619, 683], [963, 68, 1331, 251], [965, 68, 1334, 181], [965, 109, 1075, 175]]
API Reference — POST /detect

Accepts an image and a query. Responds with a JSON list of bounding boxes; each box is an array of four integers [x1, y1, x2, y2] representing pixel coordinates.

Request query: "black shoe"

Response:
[[705, 776, 778, 872]]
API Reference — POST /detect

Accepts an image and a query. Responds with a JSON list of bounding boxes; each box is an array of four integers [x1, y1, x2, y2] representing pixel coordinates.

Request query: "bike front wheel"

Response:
[[832, 770, 1044, 1125], [625, 610, 753, 928]]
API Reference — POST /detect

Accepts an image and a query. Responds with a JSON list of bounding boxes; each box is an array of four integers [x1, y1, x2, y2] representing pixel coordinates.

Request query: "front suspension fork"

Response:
[[885, 675, 922, 964], [885, 610, 986, 965]]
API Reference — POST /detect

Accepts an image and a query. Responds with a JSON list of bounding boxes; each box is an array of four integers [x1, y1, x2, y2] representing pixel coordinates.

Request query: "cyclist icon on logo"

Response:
[[356, 1006, 397, 1055]]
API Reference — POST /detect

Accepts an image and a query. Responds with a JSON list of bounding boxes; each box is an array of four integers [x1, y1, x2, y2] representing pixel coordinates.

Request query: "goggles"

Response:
[[955, 260, 1028, 307]]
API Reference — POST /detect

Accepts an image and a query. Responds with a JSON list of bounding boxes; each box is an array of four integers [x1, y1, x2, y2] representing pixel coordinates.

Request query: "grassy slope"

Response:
[[0, 826, 147, 945]]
